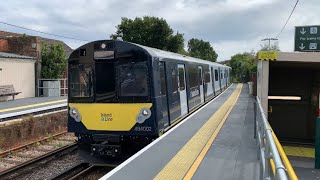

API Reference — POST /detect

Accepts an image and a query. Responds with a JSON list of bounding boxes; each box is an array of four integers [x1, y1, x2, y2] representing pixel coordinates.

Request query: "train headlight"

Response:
[[101, 43, 106, 49], [71, 109, 77, 115], [69, 107, 82, 122], [136, 108, 151, 124], [142, 109, 148, 116]]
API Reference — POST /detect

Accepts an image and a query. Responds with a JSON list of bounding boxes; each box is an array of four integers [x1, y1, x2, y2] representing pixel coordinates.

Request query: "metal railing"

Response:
[[37, 79, 68, 97], [255, 97, 298, 180]]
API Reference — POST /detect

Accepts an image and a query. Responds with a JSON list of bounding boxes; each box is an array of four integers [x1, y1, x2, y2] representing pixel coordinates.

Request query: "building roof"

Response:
[[0, 52, 35, 59], [0, 31, 21, 38], [40, 37, 73, 57], [0, 30, 73, 57]]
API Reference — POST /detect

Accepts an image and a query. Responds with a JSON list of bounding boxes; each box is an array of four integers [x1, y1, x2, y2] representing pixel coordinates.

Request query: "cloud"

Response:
[[0, 0, 319, 61]]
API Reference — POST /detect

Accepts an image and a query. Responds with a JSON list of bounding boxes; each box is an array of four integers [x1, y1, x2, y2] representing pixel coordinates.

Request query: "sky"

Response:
[[0, 0, 319, 61]]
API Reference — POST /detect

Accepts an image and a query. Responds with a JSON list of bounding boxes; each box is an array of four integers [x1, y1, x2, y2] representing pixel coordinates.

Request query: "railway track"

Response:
[[51, 163, 116, 180], [0, 131, 70, 158], [0, 143, 77, 179]]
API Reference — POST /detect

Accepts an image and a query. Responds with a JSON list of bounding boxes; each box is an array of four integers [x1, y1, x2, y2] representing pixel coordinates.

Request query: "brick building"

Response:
[[0, 30, 73, 95]]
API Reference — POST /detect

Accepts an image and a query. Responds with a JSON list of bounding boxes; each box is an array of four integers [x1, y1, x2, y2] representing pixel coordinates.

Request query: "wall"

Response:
[[0, 58, 35, 101], [0, 39, 9, 52], [257, 60, 269, 114], [6, 36, 40, 59]]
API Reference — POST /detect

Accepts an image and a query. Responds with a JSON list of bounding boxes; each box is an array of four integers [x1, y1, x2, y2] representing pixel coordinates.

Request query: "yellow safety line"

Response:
[[164, 93, 218, 132], [0, 99, 67, 113], [271, 130, 298, 180], [282, 146, 314, 158], [154, 84, 242, 180], [184, 84, 242, 179]]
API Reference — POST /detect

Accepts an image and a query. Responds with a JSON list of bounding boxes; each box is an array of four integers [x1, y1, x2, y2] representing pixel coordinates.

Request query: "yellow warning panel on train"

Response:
[[258, 51, 278, 61]]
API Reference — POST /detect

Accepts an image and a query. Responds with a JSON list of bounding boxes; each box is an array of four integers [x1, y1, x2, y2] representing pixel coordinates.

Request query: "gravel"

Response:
[[16, 149, 45, 157], [18, 152, 82, 180], [2, 155, 31, 162], [0, 134, 76, 174], [0, 160, 15, 168]]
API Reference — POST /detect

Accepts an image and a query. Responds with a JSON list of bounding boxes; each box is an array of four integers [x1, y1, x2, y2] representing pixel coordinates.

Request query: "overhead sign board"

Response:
[[295, 25, 320, 51], [258, 51, 278, 61]]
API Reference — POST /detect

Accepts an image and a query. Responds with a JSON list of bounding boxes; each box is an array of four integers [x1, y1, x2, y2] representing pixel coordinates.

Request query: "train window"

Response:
[[95, 62, 115, 99], [69, 65, 93, 98], [189, 67, 198, 88], [205, 72, 211, 83], [160, 63, 166, 96], [118, 61, 149, 97], [172, 67, 178, 92], [215, 69, 218, 81], [198, 67, 203, 84], [178, 67, 185, 91]]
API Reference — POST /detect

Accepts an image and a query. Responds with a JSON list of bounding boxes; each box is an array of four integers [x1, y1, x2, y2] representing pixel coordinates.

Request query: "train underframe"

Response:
[[76, 133, 158, 163]]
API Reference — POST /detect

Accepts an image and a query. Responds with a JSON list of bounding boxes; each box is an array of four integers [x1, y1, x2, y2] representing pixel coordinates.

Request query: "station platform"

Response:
[[101, 83, 260, 180], [0, 96, 67, 117]]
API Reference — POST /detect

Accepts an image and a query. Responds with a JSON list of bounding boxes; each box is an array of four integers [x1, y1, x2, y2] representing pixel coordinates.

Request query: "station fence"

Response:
[[255, 97, 298, 180], [37, 79, 68, 97]]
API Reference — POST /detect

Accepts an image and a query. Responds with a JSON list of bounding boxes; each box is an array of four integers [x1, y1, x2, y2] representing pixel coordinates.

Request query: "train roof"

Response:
[[128, 41, 230, 68]]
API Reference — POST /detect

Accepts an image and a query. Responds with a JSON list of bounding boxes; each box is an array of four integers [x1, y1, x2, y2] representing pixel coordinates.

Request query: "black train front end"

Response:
[[68, 40, 164, 161], [68, 40, 232, 163]]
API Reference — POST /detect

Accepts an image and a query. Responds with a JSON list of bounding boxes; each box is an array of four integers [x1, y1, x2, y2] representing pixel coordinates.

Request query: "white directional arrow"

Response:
[[299, 43, 305, 50], [300, 28, 306, 34]]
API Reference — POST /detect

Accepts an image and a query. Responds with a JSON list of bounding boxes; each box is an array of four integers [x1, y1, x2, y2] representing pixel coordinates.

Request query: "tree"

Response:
[[41, 42, 67, 78], [166, 32, 185, 53], [228, 52, 256, 82], [260, 41, 280, 51], [187, 38, 218, 62], [110, 16, 185, 53]]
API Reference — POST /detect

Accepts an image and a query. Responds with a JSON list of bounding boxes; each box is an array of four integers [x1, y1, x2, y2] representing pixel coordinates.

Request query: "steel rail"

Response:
[[0, 131, 68, 158], [0, 143, 77, 179], [52, 164, 117, 180]]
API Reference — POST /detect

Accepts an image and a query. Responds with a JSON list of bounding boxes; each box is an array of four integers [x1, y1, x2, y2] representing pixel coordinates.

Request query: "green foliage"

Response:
[[111, 16, 219, 62], [41, 42, 67, 78], [187, 38, 218, 62], [110, 16, 185, 53], [260, 41, 280, 51], [228, 52, 256, 82], [166, 32, 185, 53]]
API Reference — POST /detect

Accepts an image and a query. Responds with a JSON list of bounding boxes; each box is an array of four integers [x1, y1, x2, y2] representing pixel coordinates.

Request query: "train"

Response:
[[67, 40, 231, 161]]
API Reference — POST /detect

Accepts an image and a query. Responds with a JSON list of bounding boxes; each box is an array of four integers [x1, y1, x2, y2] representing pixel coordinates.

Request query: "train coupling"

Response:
[[91, 144, 121, 157]]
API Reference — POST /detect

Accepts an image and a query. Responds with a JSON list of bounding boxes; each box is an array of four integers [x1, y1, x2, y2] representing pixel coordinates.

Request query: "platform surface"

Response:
[[0, 96, 67, 115], [102, 84, 260, 180]]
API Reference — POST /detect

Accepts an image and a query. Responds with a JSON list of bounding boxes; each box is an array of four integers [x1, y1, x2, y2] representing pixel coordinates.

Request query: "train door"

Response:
[[159, 62, 169, 128], [225, 69, 228, 87], [169, 65, 180, 123], [211, 67, 216, 96], [198, 66, 205, 103], [178, 64, 188, 115], [218, 67, 222, 92], [214, 68, 220, 94]]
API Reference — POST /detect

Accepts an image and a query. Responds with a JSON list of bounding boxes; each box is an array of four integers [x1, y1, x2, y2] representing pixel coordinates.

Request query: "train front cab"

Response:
[[68, 40, 159, 157]]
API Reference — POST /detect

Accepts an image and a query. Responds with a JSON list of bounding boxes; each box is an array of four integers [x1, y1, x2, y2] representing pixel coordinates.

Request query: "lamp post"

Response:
[[261, 38, 278, 50]]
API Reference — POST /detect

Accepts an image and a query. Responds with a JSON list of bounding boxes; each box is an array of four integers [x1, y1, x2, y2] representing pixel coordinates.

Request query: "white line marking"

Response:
[[100, 84, 234, 180], [0, 103, 67, 120]]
